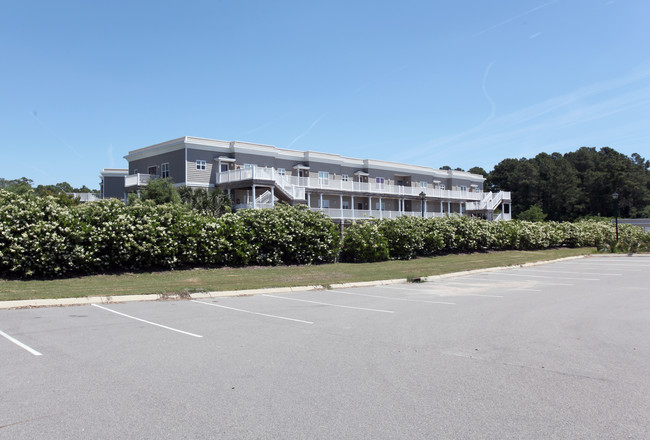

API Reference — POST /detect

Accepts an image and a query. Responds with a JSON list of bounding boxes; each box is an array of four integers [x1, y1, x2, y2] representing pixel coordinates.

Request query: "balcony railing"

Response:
[[313, 208, 451, 220], [217, 168, 484, 201], [124, 173, 155, 188]]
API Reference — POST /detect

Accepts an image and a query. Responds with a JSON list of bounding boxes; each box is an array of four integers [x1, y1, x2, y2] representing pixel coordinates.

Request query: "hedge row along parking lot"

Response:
[[1, 189, 648, 278]]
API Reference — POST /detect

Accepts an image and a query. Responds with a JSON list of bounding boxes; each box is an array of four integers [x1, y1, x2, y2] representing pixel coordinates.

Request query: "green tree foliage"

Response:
[[178, 186, 232, 217], [517, 205, 547, 222], [489, 147, 650, 220], [468, 166, 491, 190], [0, 177, 34, 195], [138, 178, 180, 205]]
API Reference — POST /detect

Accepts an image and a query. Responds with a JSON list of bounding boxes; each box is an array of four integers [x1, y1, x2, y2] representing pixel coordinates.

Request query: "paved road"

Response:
[[1, 256, 649, 439]]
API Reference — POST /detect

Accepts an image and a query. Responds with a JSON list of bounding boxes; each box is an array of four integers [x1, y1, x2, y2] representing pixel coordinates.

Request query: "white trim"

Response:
[[124, 136, 485, 183]]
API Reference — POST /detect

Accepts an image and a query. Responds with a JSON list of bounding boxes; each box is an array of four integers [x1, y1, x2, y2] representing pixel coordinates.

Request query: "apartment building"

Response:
[[106, 136, 511, 221]]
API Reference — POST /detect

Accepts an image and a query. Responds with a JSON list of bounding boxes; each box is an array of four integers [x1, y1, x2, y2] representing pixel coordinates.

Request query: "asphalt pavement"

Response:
[[1, 255, 649, 439]]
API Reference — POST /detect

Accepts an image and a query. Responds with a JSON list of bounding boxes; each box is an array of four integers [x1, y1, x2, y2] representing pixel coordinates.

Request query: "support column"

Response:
[[252, 185, 256, 209], [351, 195, 355, 219], [319, 193, 323, 210], [307, 192, 311, 208], [424, 200, 427, 217], [379, 197, 382, 219], [271, 187, 275, 207], [447, 201, 451, 216], [440, 200, 443, 216], [340, 194, 343, 220], [369, 197, 372, 216]]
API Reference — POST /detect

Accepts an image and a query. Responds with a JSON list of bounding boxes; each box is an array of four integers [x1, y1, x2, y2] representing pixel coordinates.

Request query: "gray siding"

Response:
[[187, 148, 215, 185], [129, 149, 185, 183], [103, 176, 125, 199]]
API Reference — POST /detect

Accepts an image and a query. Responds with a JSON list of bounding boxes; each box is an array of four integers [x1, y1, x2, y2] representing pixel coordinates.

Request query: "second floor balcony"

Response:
[[216, 168, 484, 201]]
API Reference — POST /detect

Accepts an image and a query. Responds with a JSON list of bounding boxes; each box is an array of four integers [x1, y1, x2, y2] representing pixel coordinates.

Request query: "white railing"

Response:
[[466, 191, 511, 211], [217, 168, 305, 200], [314, 208, 449, 220], [217, 168, 483, 201], [255, 190, 273, 204], [234, 202, 275, 210], [124, 173, 155, 187]]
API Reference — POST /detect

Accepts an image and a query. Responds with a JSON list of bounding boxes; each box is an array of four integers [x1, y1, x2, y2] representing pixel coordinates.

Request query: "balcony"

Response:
[[216, 168, 483, 201], [313, 208, 448, 220], [124, 173, 155, 188]]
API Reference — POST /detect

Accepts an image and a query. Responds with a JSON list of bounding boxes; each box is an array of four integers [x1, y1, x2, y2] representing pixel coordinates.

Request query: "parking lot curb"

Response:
[[0, 254, 594, 310]]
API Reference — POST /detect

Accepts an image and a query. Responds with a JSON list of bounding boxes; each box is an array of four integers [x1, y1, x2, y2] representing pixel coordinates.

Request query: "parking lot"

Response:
[[1, 256, 649, 439]]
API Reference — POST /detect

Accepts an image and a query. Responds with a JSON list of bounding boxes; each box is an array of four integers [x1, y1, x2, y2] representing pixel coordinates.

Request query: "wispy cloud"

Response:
[[529, 32, 542, 39], [404, 65, 650, 164], [288, 112, 328, 148], [482, 61, 497, 121], [31, 111, 83, 158], [476, 0, 562, 36]]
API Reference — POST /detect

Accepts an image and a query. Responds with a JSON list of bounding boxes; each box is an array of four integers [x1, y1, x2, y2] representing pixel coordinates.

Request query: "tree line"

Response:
[[462, 147, 650, 221]]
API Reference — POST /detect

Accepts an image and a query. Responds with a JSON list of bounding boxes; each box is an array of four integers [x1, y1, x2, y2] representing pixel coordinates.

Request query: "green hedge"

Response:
[[0, 191, 340, 278], [340, 216, 649, 262]]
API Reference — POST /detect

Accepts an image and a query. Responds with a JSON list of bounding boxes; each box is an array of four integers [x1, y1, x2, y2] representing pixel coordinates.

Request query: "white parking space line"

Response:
[[91, 304, 203, 338], [333, 290, 456, 305], [190, 300, 314, 324], [261, 294, 394, 313], [0, 329, 43, 356], [471, 275, 574, 286], [492, 272, 599, 281], [526, 269, 622, 276], [377, 285, 503, 298]]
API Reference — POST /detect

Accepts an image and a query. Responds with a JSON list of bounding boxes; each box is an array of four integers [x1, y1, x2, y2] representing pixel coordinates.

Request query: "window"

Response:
[[460, 185, 467, 192], [341, 174, 349, 182], [161, 163, 169, 179], [420, 181, 427, 188], [375, 201, 386, 210], [318, 171, 329, 185], [147, 166, 157, 175], [196, 160, 206, 170], [375, 177, 385, 189], [439, 183, 445, 190], [322, 199, 330, 208], [244, 163, 256, 169], [220, 164, 229, 172], [277, 168, 286, 176], [342, 200, 350, 209]]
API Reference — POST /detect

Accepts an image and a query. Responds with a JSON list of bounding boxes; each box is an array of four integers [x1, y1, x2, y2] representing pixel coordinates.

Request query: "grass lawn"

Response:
[[0, 248, 596, 301]]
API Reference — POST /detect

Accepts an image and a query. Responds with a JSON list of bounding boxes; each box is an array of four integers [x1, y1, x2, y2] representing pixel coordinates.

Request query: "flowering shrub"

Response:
[[0, 191, 340, 278], [340, 221, 389, 263], [340, 216, 649, 262]]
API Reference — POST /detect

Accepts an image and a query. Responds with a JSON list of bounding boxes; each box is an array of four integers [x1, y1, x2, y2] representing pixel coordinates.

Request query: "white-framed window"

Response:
[[244, 163, 256, 169], [375, 201, 386, 211], [342, 200, 350, 209], [341, 174, 349, 182], [319, 198, 330, 208], [420, 181, 427, 188], [147, 166, 157, 175], [161, 163, 169, 179], [318, 171, 329, 185], [196, 160, 206, 170], [133, 169, 138, 174], [277, 168, 286, 176], [439, 183, 445, 190], [375, 177, 385, 188], [460, 185, 467, 192]]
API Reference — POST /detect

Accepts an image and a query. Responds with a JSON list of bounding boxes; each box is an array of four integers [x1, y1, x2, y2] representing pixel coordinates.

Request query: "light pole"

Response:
[[612, 192, 619, 241], [419, 191, 426, 218]]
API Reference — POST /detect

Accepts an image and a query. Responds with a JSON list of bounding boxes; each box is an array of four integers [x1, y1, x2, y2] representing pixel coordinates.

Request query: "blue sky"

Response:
[[2, 0, 650, 189]]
